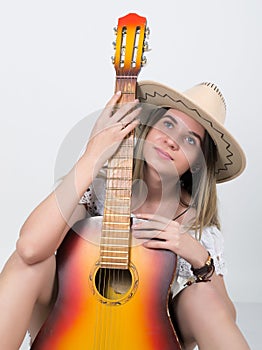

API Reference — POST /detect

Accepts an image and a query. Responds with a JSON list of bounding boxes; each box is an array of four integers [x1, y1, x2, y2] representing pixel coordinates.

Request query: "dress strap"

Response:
[[173, 207, 190, 221]]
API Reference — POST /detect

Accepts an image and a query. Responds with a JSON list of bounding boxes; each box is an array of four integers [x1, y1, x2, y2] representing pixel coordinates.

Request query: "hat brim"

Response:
[[136, 80, 246, 183]]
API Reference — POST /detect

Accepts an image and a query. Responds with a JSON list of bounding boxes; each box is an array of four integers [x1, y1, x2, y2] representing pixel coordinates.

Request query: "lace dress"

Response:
[[79, 177, 227, 297]]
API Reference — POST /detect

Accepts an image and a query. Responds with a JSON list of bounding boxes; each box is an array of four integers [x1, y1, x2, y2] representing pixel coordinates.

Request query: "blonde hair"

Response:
[[133, 105, 220, 239]]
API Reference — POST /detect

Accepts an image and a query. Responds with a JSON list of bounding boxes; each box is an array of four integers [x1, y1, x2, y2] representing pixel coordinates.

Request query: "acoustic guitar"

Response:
[[31, 13, 181, 350]]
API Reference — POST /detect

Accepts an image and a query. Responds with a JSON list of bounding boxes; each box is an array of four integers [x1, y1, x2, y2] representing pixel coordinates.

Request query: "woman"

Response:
[[0, 80, 250, 349]]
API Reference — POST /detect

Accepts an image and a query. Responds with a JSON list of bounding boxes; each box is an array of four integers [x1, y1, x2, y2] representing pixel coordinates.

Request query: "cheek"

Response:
[[181, 144, 202, 162], [145, 128, 158, 143], [176, 149, 199, 174]]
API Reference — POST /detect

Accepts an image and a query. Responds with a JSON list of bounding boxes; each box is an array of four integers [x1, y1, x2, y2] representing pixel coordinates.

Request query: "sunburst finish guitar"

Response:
[[31, 13, 181, 350]]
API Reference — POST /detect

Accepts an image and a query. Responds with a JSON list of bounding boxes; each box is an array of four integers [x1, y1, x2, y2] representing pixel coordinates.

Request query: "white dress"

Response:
[[79, 176, 227, 298]]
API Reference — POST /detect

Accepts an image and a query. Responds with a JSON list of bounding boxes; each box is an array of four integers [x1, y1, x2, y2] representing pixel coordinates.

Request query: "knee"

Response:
[[16, 235, 47, 265], [2, 250, 53, 279]]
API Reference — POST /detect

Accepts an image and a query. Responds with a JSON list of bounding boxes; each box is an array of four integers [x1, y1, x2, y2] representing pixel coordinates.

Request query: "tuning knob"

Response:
[[141, 56, 147, 66], [111, 56, 115, 64], [145, 27, 150, 38], [113, 27, 117, 35], [143, 41, 150, 51], [112, 41, 116, 50]]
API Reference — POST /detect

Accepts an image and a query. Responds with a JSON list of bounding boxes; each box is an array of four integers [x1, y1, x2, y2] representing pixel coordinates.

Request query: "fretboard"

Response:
[[100, 78, 137, 269]]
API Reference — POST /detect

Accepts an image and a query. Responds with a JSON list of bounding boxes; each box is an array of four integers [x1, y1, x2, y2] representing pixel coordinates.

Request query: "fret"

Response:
[[107, 166, 133, 170], [102, 221, 130, 226], [109, 162, 132, 169], [102, 228, 130, 233], [107, 174, 133, 182], [115, 85, 136, 96], [103, 218, 130, 224], [105, 205, 130, 210], [103, 221, 129, 225], [101, 249, 128, 254], [105, 200, 130, 206], [100, 243, 129, 247], [107, 157, 133, 162], [106, 176, 132, 181], [109, 149, 133, 155], [101, 237, 129, 240], [100, 261, 128, 266], [103, 213, 130, 217], [119, 92, 136, 95], [113, 138, 133, 145], [106, 178, 132, 186], [105, 189, 131, 193], [105, 197, 131, 201], [115, 142, 133, 148], [102, 222, 130, 226], [105, 188, 131, 193], [101, 256, 128, 260], [105, 187, 131, 192], [106, 175, 132, 180]]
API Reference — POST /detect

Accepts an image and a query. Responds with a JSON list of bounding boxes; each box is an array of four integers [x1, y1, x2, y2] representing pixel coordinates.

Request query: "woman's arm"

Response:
[[17, 93, 140, 265]]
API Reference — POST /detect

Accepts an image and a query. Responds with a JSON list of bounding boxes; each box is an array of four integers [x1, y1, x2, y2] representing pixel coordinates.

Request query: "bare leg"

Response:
[[170, 280, 250, 350], [0, 251, 56, 350]]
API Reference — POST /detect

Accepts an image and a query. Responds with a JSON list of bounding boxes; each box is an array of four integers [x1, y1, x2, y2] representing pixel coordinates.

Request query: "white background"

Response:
[[0, 0, 261, 310]]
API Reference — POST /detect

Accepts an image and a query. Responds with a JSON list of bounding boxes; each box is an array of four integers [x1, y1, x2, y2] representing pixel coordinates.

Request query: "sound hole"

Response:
[[95, 268, 132, 300]]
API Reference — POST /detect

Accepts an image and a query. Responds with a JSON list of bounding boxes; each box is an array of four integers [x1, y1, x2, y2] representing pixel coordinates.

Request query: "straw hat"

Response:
[[136, 80, 246, 183]]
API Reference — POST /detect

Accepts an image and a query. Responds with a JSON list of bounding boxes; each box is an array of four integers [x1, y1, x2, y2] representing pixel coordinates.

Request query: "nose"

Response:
[[164, 133, 179, 150]]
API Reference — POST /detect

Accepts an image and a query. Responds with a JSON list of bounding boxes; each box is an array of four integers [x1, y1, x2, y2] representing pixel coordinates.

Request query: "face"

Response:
[[143, 109, 205, 178]]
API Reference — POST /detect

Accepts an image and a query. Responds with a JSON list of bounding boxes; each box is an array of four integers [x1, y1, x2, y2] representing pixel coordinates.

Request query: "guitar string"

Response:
[[111, 76, 125, 349], [93, 76, 135, 349], [111, 76, 133, 349]]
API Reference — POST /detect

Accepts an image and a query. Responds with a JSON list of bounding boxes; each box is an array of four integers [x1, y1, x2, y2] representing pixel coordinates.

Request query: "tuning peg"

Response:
[[111, 56, 115, 64], [141, 56, 147, 66], [143, 41, 150, 51], [113, 27, 117, 35], [145, 27, 150, 38], [112, 41, 116, 49]]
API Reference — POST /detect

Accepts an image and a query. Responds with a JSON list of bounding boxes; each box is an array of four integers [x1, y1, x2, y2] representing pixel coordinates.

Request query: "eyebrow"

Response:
[[164, 115, 203, 143]]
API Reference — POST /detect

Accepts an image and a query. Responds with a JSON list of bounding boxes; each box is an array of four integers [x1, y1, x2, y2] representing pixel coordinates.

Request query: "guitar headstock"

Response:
[[112, 13, 149, 77]]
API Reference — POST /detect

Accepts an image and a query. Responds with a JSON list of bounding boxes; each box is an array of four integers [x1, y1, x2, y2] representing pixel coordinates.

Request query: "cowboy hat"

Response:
[[136, 80, 246, 183]]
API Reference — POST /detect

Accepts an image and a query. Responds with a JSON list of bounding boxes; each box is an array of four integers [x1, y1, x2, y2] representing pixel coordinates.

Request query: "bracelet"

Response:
[[185, 252, 215, 286]]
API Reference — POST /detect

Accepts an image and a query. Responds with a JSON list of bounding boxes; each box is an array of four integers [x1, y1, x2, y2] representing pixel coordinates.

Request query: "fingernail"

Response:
[[116, 91, 121, 96]]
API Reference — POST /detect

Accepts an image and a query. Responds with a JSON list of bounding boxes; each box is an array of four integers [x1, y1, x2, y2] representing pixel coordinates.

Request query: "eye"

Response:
[[163, 120, 174, 129], [185, 136, 196, 145]]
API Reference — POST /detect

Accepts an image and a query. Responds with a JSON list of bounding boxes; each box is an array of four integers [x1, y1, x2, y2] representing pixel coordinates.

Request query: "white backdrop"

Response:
[[0, 0, 261, 304]]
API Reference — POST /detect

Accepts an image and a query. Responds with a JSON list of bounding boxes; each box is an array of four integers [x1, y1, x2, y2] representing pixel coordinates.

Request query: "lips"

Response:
[[154, 147, 174, 160]]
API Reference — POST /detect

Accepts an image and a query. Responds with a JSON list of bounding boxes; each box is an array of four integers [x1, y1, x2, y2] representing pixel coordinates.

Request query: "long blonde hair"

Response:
[[133, 105, 220, 238]]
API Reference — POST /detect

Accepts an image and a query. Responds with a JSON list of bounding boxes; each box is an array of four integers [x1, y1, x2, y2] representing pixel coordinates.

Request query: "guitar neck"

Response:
[[100, 78, 136, 270], [115, 76, 137, 102], [100, 13, 148, 270]]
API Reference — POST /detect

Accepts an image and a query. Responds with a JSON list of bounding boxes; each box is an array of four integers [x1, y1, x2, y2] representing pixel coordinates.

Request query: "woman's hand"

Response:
[[132, 213, 209, 268], [84, 92, 141, 172]]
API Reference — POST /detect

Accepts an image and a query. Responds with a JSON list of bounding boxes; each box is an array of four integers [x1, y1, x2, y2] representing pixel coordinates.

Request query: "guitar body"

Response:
[[31, 217, 180, 349]]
